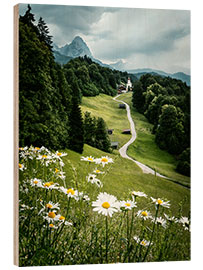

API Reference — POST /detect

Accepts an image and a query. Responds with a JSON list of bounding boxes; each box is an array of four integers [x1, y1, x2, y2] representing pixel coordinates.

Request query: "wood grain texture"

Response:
[[13, 4, 19, 266]]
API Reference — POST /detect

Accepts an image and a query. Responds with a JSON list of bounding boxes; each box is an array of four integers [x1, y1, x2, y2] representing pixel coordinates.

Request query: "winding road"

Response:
[[113, 94, 167, 178]]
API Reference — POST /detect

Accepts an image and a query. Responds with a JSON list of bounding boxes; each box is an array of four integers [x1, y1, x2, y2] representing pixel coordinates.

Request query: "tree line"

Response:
[[63, 56, 129, 100], [19, 5, 112, 154], [132, 74, 190, 176]]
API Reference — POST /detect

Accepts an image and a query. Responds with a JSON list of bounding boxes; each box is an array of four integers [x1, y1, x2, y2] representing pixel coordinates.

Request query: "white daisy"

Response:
[[60, 187, 79, 200], [87, 174, 103, 188], [152, 217, 167, 228], [36, 154, 51, 160], [19, 163, 25, 171], [42, 182, 59, 190], [164, 214, 178, 223], [59, 160, 65, 167], [39, 201, 60, 215], [131, 191, 147, 198], [20, 150, 34, 160], [48, 223, 58, 229], [133, 236, 150, 247], [95, 156, 113, 167], [78, 192, 90, 202], [57, 171, 66, 180], [83, 195, 90, 202], [92, 192, 120, 217], [54, 151, 67, 159], [140, 239, 150, 247], [151, 197, 170, 209], [81, 156, 95, 162], [137, 210, 152, 220], [43, 210, 59, 223], [19, 146, 28, 151], [133, 235, 140, 243], [30, 178, 43, 188], [179, 216, 190, 231], [93, 169, 104, 174], [120, 200, 137, 210], [54, 214, 72, 226]]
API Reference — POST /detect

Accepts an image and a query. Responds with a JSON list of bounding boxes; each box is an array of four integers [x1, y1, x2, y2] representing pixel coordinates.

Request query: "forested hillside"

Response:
[[19, 6, 124, 153], [132, 74, 190, 176], [63, 56, 129, 98]]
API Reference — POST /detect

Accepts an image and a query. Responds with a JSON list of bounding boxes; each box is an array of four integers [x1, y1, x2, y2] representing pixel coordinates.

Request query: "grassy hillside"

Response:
[[119, 92, 190, 187], [62, 144, 190, 216], [81, 94, 131, 149]]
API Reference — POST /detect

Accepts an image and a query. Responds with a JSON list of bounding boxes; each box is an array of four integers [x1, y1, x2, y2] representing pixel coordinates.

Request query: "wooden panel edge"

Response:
[[13, 4, 19, 267]]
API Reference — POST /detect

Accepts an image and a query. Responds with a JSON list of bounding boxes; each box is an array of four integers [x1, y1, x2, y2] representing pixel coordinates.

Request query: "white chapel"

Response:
[[126, 77, 132, 91]]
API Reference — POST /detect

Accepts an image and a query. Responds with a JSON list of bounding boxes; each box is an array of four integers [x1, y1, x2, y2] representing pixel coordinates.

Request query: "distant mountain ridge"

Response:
[[128, 68, 190, 86], [53, 36, 190, 86]]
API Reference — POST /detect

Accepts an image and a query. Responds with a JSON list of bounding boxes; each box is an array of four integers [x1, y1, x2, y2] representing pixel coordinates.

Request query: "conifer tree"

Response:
[[95, 117, 111, 152], [132, 81, 145, 113], [37, 17, 53, 49], [68, 95, 84, 153], [83, 111, 96, 147]]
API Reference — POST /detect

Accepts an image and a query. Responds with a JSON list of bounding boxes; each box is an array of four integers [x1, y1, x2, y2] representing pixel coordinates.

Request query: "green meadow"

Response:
[[79, 94, 190, 214], [63, 144, 190, 216]]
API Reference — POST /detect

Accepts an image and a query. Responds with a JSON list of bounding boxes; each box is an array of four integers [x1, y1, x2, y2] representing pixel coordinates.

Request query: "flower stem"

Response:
[[142, 206, 159, 262], [105, 216, 108, 263]]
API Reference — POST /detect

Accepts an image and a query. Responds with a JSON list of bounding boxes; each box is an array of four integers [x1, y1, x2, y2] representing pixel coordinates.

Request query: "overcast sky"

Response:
[[19, 4, 190, 74]]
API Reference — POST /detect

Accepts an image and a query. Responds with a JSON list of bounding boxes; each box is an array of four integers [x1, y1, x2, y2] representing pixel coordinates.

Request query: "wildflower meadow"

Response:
[[19, 146, 190, 266]]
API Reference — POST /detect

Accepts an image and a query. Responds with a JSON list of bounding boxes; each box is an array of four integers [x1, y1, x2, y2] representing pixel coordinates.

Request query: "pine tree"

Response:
[[132, 81, 145, 113], [83, 111, 97, 147], [95, 118, 111, 152], [68, 95, 84, 153], [19, 4, 36, 27], [37, 17, 53, 49]]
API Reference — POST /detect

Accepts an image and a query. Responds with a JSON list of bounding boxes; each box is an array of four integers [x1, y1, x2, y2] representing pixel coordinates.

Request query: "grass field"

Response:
[[63, 144, 190, 216], [81, 94, 131, 149]]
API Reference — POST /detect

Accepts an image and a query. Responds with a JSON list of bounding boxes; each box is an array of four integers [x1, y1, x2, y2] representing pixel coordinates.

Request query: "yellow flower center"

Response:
[[55, 168, 59, 173], [33, 180, 39, 185], [88, 157, 93, 161], [67, 189, 75, 195], [141, 241, 146, 246], [102, 202, 110, 209], [157, 199, 163, 205], [59, 216, 65, 221], [19, 147, 24, 151], [19, 164, 22, 168], [57, 152, 62, 156], [44, 182, 51, 188], [46, 203, 53, 209], [49, 224, 54, 228], [42, 155, 47, 158], [101, 157, 108, 162], [141, 211, 148, 217], [48, 212, 56, 219], [35, 147, 40, 150], [49, 181, 54, 185], [125, 203, 131, 207]]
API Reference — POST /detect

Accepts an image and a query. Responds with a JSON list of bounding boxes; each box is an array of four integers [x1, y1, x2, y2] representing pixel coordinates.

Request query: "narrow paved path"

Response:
[[113, 94, 167, 178]]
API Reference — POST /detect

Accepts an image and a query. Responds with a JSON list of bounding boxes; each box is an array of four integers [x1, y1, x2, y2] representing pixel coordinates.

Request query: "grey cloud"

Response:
[[19, 4, 190, 73], [19, 4, 119, 45]]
